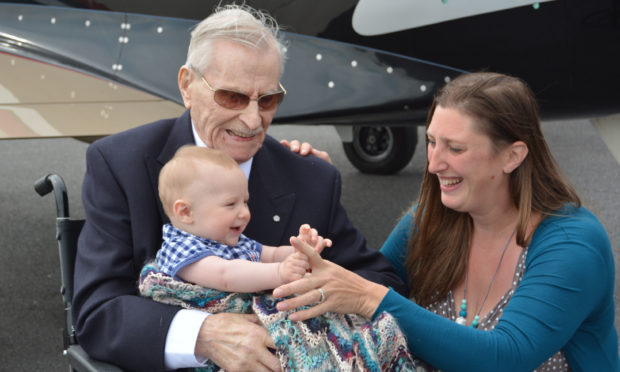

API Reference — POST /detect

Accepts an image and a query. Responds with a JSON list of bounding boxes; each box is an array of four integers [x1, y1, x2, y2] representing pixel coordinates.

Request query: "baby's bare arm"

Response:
[[179, 256, 286, 292], [260, 245, 295, 263]]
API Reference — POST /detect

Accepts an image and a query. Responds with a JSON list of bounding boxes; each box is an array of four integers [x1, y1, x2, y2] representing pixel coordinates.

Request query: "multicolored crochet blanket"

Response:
[[139, 262, 417, 371]]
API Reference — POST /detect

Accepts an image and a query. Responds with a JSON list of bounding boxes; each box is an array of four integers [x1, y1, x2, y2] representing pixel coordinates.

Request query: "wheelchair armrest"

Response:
[[66, 345, 124, 372], [34, 173, 70, 218]]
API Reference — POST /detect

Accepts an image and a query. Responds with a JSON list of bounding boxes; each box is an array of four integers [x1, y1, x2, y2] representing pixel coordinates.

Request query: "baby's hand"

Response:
[[278, 252, 309, 284], [294, 224, 332, 254]]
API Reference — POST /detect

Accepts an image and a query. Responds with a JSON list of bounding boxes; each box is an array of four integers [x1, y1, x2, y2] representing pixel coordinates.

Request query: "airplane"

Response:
[[1, 0, 619, 174]]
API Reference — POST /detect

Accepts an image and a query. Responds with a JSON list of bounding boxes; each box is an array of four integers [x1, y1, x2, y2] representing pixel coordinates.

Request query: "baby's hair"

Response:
[[158, 145, 239, 217]]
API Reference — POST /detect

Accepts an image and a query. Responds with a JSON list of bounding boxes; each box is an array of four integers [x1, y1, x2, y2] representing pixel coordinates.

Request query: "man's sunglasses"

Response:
[[190, 66, 286, 111]]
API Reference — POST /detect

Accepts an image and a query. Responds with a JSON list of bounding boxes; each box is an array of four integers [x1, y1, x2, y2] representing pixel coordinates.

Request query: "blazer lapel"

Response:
[[155, 110, 194, 167], [245, 138, 296, 246], [144, 110, 194, 224]]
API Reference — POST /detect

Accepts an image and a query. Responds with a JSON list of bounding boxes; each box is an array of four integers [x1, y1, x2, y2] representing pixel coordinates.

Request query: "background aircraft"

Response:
[[1, 0, 619, 173]]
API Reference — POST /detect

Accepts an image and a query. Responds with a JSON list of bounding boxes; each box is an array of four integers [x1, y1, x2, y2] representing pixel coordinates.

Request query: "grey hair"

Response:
[[185, 4, 288, 77]]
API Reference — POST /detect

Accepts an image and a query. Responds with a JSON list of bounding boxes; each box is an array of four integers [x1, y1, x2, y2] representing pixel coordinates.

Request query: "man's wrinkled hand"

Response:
[[195, 313, 281, 372], [280, 139, 332, 164]]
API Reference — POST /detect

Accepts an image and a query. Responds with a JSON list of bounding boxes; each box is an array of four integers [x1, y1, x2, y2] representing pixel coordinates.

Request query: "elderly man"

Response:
[[72, 4, 407, 372]]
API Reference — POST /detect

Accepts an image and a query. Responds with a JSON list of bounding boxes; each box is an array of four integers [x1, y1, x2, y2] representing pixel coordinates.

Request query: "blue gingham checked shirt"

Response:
[[156, 223, 263, 280]]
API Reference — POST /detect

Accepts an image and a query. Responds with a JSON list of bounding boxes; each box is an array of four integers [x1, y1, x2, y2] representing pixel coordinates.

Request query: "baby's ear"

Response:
[[173, 199, 193, 223]]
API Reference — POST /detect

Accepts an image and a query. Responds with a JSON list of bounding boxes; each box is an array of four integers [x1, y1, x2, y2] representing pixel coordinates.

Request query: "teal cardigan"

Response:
[[377, 205, 619, 371]]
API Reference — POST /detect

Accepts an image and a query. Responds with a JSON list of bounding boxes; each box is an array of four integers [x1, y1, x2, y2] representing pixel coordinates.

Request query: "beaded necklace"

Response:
[[455, 229, 515, 328]]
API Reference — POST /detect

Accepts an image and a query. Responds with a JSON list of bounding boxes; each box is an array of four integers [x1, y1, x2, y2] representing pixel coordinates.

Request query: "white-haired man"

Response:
[[73, 5, 407, 371]]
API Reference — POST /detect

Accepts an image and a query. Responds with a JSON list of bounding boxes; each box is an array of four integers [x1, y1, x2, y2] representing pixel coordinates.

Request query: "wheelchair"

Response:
[[35, 174, 123, 372]]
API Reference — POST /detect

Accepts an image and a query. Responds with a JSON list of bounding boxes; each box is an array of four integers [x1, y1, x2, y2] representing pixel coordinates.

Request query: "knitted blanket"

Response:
[[139, 262, 417, 371]]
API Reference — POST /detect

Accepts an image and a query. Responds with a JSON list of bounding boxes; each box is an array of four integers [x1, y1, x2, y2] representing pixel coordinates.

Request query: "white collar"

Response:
[[191, 119, 253, 180]]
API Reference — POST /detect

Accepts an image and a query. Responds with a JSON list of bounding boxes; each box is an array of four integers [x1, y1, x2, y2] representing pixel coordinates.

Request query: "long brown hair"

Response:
[[406, 72, 581, 305]]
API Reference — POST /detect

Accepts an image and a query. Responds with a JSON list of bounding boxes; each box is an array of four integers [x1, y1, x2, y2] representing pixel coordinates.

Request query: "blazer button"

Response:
[[273, 215, 280, 222]]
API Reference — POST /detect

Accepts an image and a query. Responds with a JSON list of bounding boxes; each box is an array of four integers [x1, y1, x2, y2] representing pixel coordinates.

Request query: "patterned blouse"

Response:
[[419, 248, 570, 371]]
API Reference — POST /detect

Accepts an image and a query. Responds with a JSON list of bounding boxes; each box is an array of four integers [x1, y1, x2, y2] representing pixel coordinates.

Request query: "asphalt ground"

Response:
[[1, 119, 619, 370]]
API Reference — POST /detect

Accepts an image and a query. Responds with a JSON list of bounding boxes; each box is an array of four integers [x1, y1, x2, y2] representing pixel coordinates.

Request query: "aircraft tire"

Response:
[[343, 125, 417, 174]]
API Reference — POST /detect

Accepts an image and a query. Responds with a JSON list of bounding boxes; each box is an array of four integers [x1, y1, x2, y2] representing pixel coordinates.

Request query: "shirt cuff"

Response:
[[164, 309, 210, 370]]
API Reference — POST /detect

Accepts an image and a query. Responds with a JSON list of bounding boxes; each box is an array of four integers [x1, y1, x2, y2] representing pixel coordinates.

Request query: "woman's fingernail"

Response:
[[289, 313, 297, 321], [277, 302, 288, 311], [273, 288, 282, 297]]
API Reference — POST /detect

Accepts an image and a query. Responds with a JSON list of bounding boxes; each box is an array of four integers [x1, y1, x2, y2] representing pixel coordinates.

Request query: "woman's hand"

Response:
[[280, 139, 332, 164], [272, 237, 388, 321]]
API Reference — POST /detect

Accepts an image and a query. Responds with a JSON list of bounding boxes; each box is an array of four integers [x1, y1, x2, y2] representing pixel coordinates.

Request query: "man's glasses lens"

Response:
[[214, 90, 284, 110], [215, 90, 248, 110], [258, 92, 284, 110]]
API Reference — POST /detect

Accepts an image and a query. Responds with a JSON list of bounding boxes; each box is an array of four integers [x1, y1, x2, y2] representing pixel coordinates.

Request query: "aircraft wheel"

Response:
[[342, 125, 417, 174]]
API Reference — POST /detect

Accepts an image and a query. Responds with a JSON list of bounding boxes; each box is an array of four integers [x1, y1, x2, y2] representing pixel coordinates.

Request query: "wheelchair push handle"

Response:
[[34, 173, 70, 218]]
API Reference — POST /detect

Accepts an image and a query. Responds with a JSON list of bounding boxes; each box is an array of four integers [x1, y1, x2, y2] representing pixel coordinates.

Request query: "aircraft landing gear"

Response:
[[340, 125, 418, 174]]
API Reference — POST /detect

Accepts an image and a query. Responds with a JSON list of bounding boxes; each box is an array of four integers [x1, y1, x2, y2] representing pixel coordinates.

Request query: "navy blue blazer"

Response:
[[73, 110, 407, 371]]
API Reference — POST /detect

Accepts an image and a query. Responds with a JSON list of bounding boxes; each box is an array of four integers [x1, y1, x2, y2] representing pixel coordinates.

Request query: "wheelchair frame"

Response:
[[35, 174, 123, 372]]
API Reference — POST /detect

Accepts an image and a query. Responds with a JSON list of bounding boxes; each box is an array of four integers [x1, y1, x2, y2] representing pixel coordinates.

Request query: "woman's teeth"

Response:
[[440, 178, 462, 186]]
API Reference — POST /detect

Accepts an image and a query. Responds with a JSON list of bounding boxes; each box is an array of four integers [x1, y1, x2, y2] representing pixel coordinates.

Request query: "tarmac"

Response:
[[1, 120, 618, 370]]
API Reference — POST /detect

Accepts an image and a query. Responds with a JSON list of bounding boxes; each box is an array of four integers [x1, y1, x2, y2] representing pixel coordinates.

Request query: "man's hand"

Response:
[[195, 313, 281, 372], [280, 139, 332, 164]]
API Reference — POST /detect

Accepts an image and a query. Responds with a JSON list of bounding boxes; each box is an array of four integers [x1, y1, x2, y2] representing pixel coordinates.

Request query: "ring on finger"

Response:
[[317, 288, 326, 304]]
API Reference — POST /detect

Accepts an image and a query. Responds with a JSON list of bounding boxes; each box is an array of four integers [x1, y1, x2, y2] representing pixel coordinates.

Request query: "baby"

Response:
[[154, 145, 330, 291], [140, 145, 413, 371]]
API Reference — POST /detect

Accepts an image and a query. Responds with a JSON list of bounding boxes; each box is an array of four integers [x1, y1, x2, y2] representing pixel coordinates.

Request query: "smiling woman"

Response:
[[425, 105, 528, 215], [273, 72, 619, 371]]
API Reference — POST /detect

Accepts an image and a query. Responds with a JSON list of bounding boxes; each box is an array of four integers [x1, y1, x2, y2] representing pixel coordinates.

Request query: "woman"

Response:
[[273, 72, 619, 371]]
